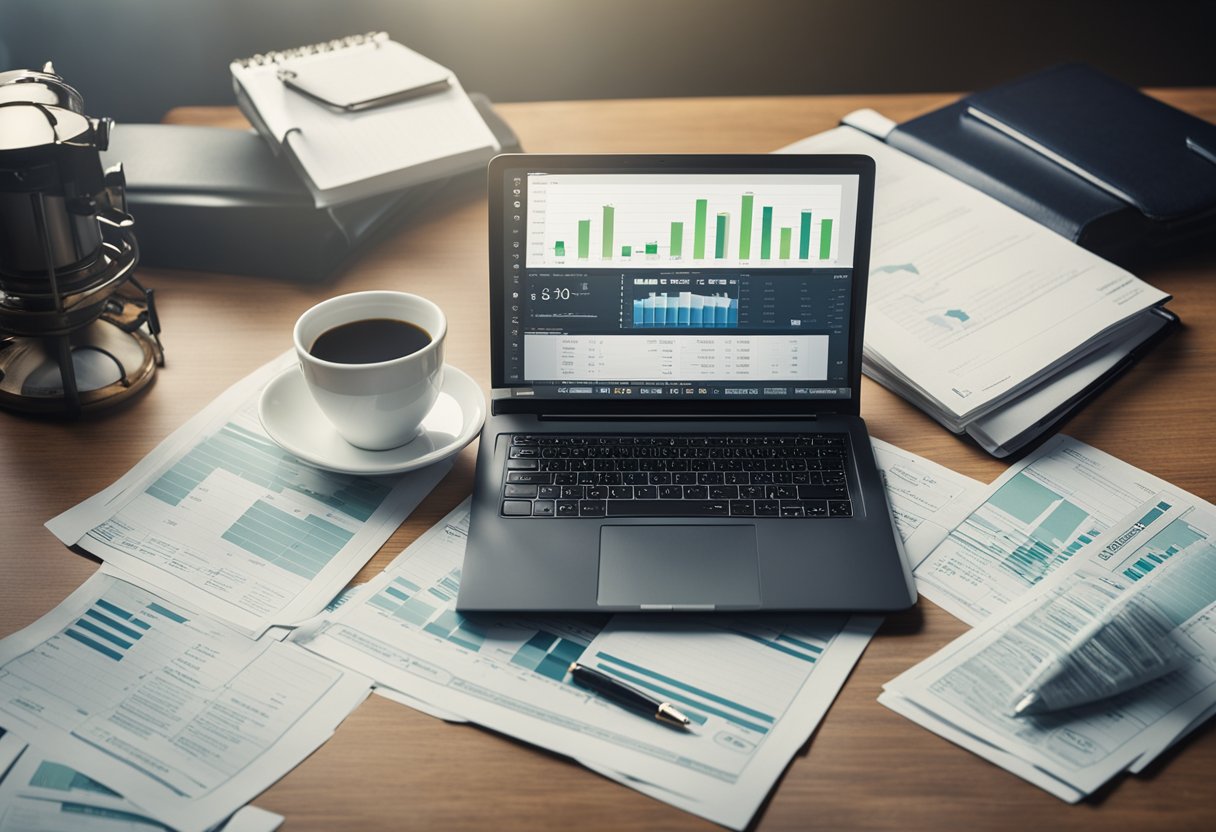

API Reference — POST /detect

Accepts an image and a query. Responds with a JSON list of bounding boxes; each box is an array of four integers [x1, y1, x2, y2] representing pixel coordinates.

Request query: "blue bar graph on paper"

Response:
[[83, 609, 144, 641], [221, 500, 353, 579], [980, 472, 1098, 586], [366, 575, 441, 625], [29, 761, 120, 796], [95, 599, 133, 620], [64, 599, 158, 661], [423, 609, 486, 652], [75, 619, 133, 650], [509, 631, 588, 681], [146, 602, 187, 624], [1122, 516, 1205, 583], [987, 473, 1060, 526], [632, 292, 738, 329], [365, 569, 492, 652], [594, 651, 773, 732], [145, 422, 392, 522], [727, 629, 820, 663], [65, 630, 124, 661]]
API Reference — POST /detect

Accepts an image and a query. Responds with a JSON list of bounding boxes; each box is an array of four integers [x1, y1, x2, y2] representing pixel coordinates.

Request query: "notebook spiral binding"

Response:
[[234, 32, 386, 68]]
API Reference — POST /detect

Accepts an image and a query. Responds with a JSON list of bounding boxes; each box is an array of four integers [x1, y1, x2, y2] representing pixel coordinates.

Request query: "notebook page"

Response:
[[285, 77, 497, 192], [232, 39, 499, 199]]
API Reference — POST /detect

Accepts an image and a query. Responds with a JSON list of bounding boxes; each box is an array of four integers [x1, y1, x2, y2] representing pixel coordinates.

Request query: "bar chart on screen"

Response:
[[526, 174, 848, 269]]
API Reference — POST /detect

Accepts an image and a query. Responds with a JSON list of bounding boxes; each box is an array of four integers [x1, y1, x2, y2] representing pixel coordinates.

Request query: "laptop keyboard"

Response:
[[501, 434, 852, 519]]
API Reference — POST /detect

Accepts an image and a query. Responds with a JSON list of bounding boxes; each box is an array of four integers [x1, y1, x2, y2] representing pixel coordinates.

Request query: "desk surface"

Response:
[[3, 90, 1216, 831]]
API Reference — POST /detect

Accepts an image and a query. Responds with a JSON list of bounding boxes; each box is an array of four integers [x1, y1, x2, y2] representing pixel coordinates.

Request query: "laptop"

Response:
[[457, 153, 916, 613]]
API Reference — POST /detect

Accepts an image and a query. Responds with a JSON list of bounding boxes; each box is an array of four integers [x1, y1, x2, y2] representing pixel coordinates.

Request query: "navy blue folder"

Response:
[[886, 64, 1216, 266]]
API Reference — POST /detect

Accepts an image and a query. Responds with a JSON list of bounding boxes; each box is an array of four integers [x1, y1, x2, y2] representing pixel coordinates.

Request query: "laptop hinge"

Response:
[[538, 413, 820, 421]]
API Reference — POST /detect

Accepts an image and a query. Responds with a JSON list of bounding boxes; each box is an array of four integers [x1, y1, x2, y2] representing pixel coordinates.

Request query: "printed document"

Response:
[[778, 128, 1168, 425], [292, 500, 879, 830], [0, 571, 370, 832], [0, 749, 283, 832], [46, 352, 450, 637], [883, 492, 1216, 798], [913, 435, 1179, 624], [871, 438, 986, 567]]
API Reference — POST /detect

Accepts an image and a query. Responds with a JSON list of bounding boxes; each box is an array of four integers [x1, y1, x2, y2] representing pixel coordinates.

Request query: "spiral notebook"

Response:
[[231, 33, 500, 207]]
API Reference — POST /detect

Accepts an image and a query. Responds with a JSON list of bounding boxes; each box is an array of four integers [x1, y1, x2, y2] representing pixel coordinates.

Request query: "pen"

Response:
[[1010, 595, 1187, 717], [568, 662, 691, 730]]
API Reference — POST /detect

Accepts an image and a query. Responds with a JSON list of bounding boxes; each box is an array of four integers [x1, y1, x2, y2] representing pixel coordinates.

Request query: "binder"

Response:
[[827, 71, 1193, 457], [102, 94, 521, 281], [884, 64, 1216, 266], [230, 33, 501, 207]]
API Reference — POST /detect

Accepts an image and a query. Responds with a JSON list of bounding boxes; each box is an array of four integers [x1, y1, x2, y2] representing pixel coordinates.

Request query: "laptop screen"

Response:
[[495, 162, 863, 402]]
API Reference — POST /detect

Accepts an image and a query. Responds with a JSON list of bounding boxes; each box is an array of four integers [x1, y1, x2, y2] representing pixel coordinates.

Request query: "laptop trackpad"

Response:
[[597, 525, 761, 608]]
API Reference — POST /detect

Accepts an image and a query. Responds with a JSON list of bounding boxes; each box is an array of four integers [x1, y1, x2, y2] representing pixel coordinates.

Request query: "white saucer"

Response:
[[258, 363, 485, 475]]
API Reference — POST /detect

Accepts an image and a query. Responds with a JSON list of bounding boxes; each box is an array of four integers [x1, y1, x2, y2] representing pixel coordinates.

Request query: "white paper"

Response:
[[876, 689, 1085, 802], [885, 492, 1216, 797], [0, 750, 283, 832], [777, 128, 1168, 424], [291, 500, 878, 830], [871, 438, 986, 568], [914, 435, 1179, 624], [965, 310, 1173, 455], [0, 571, 370, 832], [47, 352, 451, 638]]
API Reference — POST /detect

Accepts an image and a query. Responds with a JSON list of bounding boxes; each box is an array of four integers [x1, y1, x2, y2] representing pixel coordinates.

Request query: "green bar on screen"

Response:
[[760, 206, 772, 259], [739, 193, 754, 259], [693, 199, 708, 258], [602, 205, 614, 258], [578, 220, 590, 259]]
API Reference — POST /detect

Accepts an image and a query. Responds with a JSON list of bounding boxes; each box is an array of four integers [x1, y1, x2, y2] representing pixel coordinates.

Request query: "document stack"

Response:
[[781, 122, 1176, 457], [231, 32, 502, 207], [882, 486, 1216, 801]]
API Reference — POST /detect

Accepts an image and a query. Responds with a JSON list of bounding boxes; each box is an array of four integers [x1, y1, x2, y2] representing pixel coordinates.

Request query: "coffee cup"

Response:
[[293, 291, 446, 450]]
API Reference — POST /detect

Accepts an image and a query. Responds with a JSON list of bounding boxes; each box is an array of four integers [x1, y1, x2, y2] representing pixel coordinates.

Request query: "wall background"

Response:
[[2, 0, 1213, 123]]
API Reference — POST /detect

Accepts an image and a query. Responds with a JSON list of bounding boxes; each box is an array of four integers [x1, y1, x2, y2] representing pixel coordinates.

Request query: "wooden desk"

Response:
[[3, 91, 1215, 830]]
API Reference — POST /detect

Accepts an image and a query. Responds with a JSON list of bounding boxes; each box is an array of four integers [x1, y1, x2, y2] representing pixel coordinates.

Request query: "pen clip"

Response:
[[276, 66, 450, 113]]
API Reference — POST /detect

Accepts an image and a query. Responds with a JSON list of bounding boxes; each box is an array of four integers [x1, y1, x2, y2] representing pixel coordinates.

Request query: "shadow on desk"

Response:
[[876, 605, 925, 637]]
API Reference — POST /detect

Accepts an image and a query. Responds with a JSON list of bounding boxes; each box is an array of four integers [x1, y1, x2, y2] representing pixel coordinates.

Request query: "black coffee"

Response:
[[309, 318, 431, 364]]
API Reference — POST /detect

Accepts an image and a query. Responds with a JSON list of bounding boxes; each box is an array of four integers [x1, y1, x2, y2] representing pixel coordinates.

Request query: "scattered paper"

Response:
[[291, 499, 879, 830], [871, 438, 986, 568], [913, 435, 1181, 624], [0, 570, 370, 832], [0, 750, 283, 832], [47, 352, 451, 637], [884, 492, 1216, 798]]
